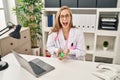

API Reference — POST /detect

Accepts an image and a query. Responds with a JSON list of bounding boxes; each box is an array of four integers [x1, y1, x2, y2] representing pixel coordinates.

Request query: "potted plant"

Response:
[[86, 45, 90, 50], [13, 0, 43, 55], [103, 41, 109, 50]]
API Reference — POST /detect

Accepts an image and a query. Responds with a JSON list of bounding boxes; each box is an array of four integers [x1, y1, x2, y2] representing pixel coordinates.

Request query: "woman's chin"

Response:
[[62, 25, 69, 28]]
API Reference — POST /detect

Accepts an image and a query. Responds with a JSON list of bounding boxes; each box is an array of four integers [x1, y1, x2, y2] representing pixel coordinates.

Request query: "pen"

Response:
[[71, 42, 76, 50], [71, 43, 73, 47]]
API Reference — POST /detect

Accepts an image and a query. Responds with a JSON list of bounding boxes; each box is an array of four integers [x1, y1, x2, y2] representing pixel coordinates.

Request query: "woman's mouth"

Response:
[[63, 22, 68, 26]]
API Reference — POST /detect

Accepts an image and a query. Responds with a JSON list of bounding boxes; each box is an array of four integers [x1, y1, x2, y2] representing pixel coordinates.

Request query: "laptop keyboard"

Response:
[[29, 62, 46, 75]]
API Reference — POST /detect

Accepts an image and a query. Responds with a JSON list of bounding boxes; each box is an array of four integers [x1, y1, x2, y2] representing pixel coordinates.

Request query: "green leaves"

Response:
[[13, 0, 43, 48]]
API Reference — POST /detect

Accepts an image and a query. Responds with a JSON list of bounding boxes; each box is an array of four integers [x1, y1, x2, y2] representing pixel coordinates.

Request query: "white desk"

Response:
[[0, 53, 119, 80]]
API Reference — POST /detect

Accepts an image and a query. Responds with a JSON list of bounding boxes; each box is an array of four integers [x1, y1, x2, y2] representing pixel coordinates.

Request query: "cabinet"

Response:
[[44, 0, 118, 8], [0, 27, 32, 56], [42, 8, 120, 64]]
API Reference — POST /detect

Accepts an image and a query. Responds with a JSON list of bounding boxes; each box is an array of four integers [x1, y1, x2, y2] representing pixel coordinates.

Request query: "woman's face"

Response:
[[60, 9, 71, 29]]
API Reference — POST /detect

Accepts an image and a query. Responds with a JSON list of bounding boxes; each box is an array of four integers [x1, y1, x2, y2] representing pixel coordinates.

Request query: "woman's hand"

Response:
[[48, 28, 53, 34], [56, 48, 62, 57], [63, 49, 70, 54], [59, 49, 69, 60]]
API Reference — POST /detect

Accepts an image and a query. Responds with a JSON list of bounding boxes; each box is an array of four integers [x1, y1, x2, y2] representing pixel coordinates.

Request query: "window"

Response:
[[0, 0, 7, 31]]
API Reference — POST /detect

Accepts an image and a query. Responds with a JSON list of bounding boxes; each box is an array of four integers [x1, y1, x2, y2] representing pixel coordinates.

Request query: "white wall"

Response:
[[7, 0, 17, 24], [115, 12, 120, 64], [117, 0, 120, 8], [115, 34, 120, 64]]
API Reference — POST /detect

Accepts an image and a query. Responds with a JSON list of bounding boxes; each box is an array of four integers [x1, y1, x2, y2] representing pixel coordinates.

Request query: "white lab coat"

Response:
[[46, 27, 86, 60]]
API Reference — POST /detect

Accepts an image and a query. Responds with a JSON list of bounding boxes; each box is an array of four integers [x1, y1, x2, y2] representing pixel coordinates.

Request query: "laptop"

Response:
[[12, 51, 55, 78]]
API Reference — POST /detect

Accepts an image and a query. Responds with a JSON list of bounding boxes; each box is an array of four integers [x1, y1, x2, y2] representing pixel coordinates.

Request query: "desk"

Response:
[[0, 53, 119, 80]]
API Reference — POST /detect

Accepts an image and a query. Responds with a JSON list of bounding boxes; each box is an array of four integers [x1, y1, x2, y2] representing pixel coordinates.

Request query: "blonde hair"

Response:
[[51, 6, 74, 32]]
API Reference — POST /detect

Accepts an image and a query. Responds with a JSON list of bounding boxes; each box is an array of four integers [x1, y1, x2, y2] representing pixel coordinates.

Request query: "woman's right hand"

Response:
[[59, 49, 69, 60], [56, 48, 62, 57]]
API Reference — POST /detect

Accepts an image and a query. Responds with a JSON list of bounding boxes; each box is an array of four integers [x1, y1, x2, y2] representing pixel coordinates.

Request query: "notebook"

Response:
[[13, 51, 55, 78]]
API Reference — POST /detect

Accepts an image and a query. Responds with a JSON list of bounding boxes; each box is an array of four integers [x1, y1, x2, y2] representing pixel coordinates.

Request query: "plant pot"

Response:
[[103, 47, 108, 51], [32, 47, 41, 56], [86, 45, 90, 50]]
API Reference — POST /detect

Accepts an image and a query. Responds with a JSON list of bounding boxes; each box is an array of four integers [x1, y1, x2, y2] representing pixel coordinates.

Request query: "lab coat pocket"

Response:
[[70, 42, 76, 50]]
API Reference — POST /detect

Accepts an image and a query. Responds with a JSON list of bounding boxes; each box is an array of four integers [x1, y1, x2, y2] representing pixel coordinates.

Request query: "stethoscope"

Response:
[[54, 30, 77, 58], [54, 31, 76, 50]]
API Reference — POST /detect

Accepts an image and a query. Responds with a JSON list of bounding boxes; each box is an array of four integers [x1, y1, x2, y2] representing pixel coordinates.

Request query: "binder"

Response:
[[72, 14, 96, 31], [48, 14, 53, 27]]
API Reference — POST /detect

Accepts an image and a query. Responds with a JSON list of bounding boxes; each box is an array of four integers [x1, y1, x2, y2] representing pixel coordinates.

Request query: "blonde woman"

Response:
[[46, 6, 86, 60]]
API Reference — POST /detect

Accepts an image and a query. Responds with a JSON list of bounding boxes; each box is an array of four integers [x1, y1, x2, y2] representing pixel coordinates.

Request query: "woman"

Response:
[[46, 6, 86, 60]]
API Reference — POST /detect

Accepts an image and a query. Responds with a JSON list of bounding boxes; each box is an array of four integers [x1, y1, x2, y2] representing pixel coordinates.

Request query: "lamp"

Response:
[[0, 55, 8, 71], [0, 22, 21, 71], [0, 22, 15, 36], [9, 24, 21, 39]]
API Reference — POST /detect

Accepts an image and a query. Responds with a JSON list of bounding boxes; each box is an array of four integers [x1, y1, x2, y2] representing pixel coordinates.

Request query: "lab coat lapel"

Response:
[[58, 28, 75, 49], [58, 29, 66, 49], [68, 28, 75, 48]]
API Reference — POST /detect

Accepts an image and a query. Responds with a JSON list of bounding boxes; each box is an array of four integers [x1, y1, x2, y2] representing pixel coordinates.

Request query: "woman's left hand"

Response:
[[59, 49, 69, 60]]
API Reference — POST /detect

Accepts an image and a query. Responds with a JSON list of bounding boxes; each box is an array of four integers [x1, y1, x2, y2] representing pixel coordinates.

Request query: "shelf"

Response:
[[95, 50, 115, 58], [96, 36, 116, 52], [42, 8, 120, 64], [43, 27, 96, 33], [86, 50, 94, 54], [44, 8, 97, 11], [43, 27, 52, 32], [44, 8, 97, 14], [84, 33, 95, 51], [96, 46, 114, 52], [44, 8, 120, 12], [83, 30, 95, 33], [96, 30, 118, 36], [43, 8, 59, 12], [97, 8, 120, 12], [95, 56, 113, 63]]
